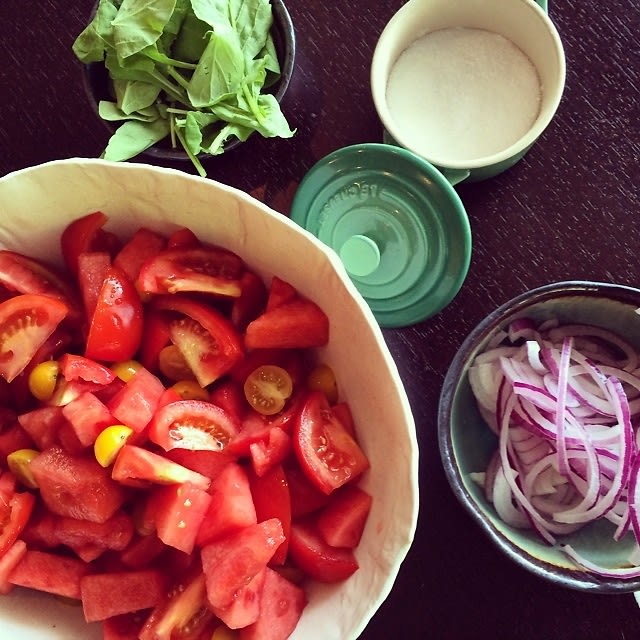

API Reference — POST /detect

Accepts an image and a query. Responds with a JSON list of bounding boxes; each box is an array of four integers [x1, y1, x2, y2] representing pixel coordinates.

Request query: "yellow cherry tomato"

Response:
[[211, 626, 239, 640], [158, 345, 196, 382], [307, 363, 338, 404], [111, 359, 142, 382], [244, 365, 293, 416], [94, 425, 134, 468], [171, 380, 210, 401], [7, 449, 40, 489], [28, 360, 60, 401]]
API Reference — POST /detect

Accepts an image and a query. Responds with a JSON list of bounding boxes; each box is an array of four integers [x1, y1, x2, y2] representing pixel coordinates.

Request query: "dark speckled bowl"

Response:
[[438, 281, 640, 592], [83, 0, 296, 160]]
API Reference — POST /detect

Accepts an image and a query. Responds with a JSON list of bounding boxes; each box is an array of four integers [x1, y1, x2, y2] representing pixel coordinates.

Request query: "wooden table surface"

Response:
[[2, 0, 640, 637]]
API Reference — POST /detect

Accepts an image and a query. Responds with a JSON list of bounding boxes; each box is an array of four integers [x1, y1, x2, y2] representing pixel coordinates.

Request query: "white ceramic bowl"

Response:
[[0, 158, 418, 639]]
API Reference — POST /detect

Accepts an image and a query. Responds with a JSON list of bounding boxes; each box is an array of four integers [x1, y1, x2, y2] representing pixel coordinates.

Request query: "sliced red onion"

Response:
[[470, 318, 640, 578], [561, 544, 640, 579]]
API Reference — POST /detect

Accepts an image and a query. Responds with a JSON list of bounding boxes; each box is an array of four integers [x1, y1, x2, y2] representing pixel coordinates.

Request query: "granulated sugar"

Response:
[[385, 27, 542, 164]]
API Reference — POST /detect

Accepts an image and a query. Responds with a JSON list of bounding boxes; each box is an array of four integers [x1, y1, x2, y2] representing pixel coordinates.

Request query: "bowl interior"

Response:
[[0, 158, 418, 638], [439, 281, 640, 592], [82, 0, 296, 160]]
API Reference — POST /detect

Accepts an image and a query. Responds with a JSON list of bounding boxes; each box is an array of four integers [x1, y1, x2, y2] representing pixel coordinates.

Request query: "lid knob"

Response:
[[339, 234, 381, 277]]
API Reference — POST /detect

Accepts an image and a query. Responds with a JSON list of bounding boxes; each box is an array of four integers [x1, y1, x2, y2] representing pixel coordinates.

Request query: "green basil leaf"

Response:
[[171, 9, 210, 62], [72, 0, 119, 62], [187, 29, 244, 108], [203, 122, 253, 155], [102, 119, 171, 161], [157, 0, 190, 53], [98, 100, 160, 121], [111, 0, 177, 60], [191, 0, 272, 60], [179, 111, 219, 154], [113, 78, 162, 114]]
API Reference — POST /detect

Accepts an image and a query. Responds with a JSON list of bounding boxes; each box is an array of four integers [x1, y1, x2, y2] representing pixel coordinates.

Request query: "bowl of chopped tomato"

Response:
[[439, 281, 640, 592], [0, 158, 418, 639]]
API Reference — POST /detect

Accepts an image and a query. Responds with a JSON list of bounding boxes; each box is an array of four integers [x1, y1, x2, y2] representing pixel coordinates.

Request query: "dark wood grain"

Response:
[[2, 0, 640, 638]]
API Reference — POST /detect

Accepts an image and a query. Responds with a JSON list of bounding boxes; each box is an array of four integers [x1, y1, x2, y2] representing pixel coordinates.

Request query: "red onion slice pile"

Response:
[[469, 318, 640, 577]]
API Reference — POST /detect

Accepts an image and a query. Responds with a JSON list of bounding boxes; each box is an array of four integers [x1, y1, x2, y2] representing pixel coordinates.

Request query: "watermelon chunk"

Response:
[[81, 569, 167, 622], [201, 518, 284, 610], [238, 567, 307, 640], [30, 446, 127, 523], [9, 549, 89, 599]]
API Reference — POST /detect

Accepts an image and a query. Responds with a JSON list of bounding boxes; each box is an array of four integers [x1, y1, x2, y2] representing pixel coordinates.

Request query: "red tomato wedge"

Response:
[[137, 247, 244, 297], [167, 227, 201, 250], [85, 265, 143, 362], [112, 445, 211, 491], [148, 399, 239, 452], [265, 275, 298, 311], [231, 270, 268, 330], [248, 464, 291, 565], [288, 518, 359, 583], [0, 491, 36, 557], [59, 353, 116, 385], [152, 295, 244, 387], [61, 211, 120, 278], [0, 250, 83, 325], [139, 571, 216, 640], [293, 391, 370, 495], [245, 299, 330, 350], [0, 293, 69, 382]]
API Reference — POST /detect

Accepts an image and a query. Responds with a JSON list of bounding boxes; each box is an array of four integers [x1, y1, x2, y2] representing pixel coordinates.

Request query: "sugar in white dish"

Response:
[[385, 27, 542, 164]]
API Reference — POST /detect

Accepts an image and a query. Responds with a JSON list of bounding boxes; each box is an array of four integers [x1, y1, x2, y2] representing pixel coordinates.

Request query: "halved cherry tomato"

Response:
[[158, 345, 196, 382], [152, 296, 244, 387], [28, 360, 60, 401], [243, 365, 293, 416], [0, 294, 69, 382], [293, 391, 369, 495], [0, 250, 83, 325], [307, 363, 338, 404], [137, 247, 244, 297], [171, 380, 209, 401], [148, 399, 239, 452], [60, 211, 120, 278], [85, 265, 143, 362]]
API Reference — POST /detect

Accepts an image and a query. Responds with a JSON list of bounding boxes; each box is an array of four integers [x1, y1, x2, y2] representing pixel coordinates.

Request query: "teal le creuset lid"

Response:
[[289, 143, 472, 328]]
